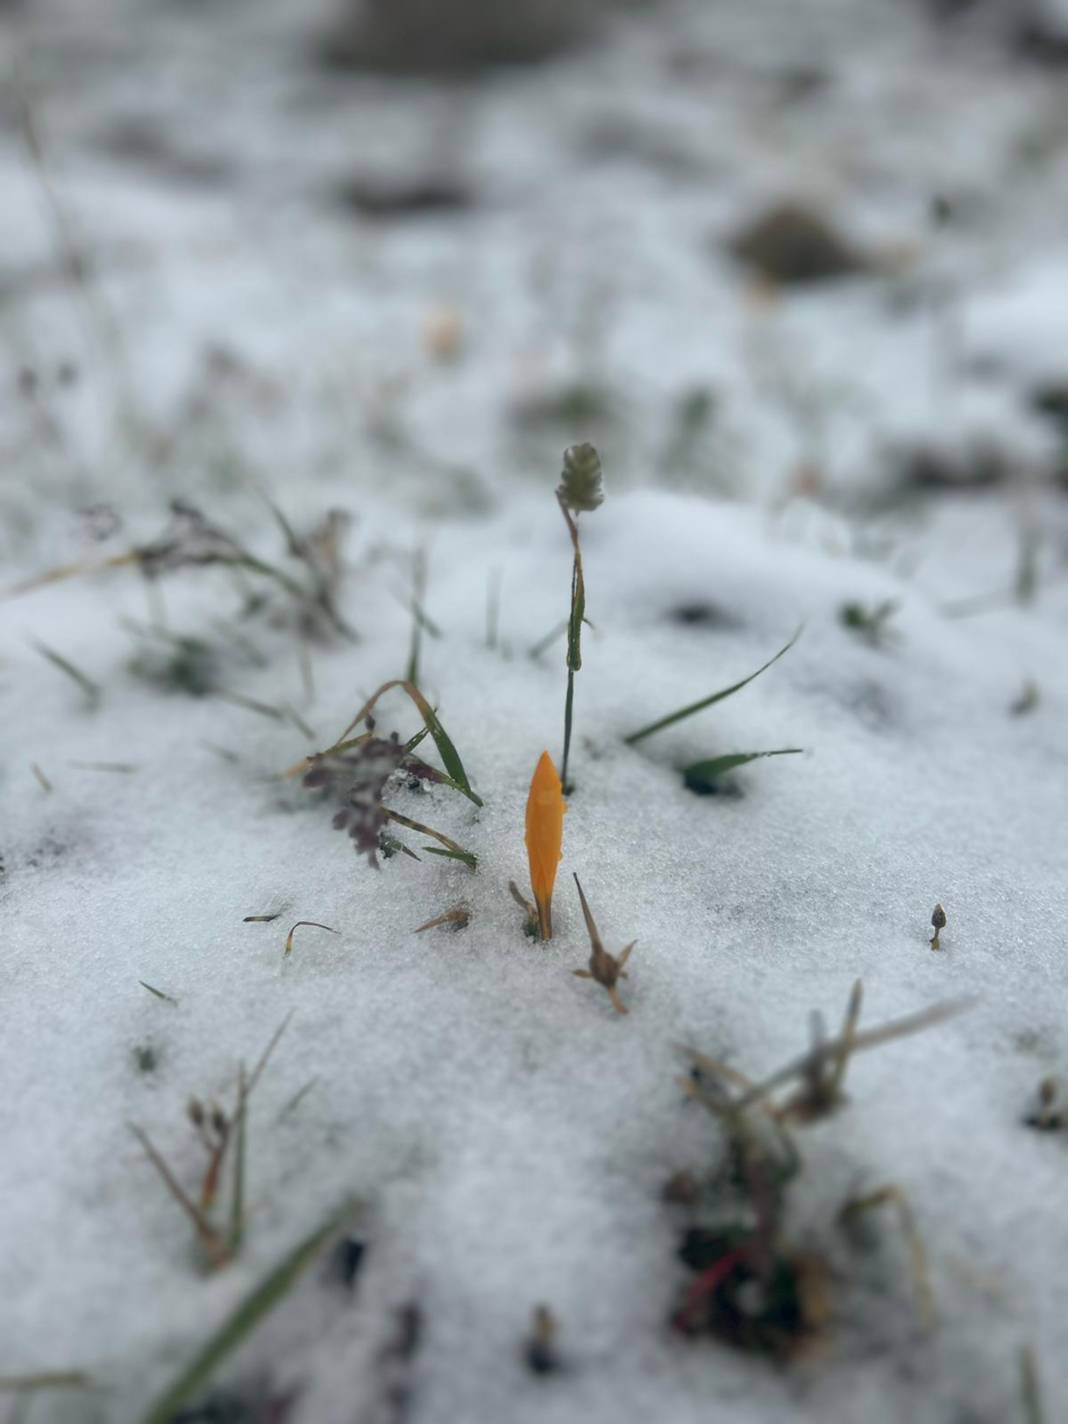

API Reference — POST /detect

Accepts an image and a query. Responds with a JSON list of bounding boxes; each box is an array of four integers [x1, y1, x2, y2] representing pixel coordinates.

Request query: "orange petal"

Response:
[[525, 750, 566, 939]]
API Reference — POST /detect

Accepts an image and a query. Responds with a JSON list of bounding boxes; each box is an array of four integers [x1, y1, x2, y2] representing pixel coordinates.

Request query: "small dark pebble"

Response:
[[335, 176, 474, 220], [524, 1306, 561, 1377], [329, 1236, 367, 1291], [727, 201, 867, 285]]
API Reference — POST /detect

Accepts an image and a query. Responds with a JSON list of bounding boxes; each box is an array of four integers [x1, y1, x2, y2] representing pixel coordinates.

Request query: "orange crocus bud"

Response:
[[525, 750, 566, 940]]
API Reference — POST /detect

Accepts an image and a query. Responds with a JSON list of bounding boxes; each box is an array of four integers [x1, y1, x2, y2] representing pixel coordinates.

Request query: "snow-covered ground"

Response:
[[2, 2, 1068, 1421]]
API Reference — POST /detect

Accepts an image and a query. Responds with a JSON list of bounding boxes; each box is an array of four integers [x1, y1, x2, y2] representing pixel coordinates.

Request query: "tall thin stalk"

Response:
[[556, 444, 603, 792]]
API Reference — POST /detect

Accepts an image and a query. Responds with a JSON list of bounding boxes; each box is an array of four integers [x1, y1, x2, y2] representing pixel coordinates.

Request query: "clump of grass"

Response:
[[513, 380, 613, 433], [684, 980, 971, 1125], [297, 680, 481, 868], [124, 619, 224, 698], [11, 500, 355, 640], [295, 680, 481, 804], [659, 384, 718, 477], [839, 598, 899, 646], [138, 1196, 362, 1424], [668, 1083, 820, 1356], [571, 874, 635, 1015], [557, 442, 603, 792], [623, 627, 801, 747], [670, 984, 967, 1354], [130, 1016, 291, 1271]]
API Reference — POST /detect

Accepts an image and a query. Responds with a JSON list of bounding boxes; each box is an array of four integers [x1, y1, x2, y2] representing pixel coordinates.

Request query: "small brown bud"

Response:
[[930, 903, 946, 950], [524, 1305, 560, 1376]]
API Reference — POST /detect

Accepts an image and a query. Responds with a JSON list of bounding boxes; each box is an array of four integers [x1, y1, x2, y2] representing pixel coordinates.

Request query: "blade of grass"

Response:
[[405, 549, 433, 685], [30, 763, 53, 792], [246, 1013, 294, 1096], [215, 689, 288, 722], [138, 1197, 363, 1424], [67, 760, 138, 773], [31, 640, 101, 706], [0, 1372, 91, 1391], [139, 980, 179, 1005], [486, 568, 502, 650], [682, 748, 803, 792], [422, 846, 478, 870], [1020, 1347, 1046, 1424], [275, 1077, 319, 1123], [128, 1125, 225, 1266], [382, 808, 477, 869], [623, 627, 802, 746], [528, 618, 569, 660], [283, 922, 339, 958], [228, 1066, 247, 1255], [282, 705, 316, 740], [7, 550, 138, 598]]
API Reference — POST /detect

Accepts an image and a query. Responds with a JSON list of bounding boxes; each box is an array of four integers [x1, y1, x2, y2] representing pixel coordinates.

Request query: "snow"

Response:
[[2, 1, 1068, 1422]]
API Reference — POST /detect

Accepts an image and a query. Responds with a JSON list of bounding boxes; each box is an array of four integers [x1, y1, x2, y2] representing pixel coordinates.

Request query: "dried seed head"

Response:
[[557, 443, 604, 514], [1026, 1076, 1065, 1131], [930, 903, 946, 950]]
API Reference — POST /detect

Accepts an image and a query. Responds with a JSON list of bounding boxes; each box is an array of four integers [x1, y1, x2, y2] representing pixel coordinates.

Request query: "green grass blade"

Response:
[[326, 681, 482, 807], [402, 685, 482, 806], [682, 748, 803, 792], [422, 845, 478, 870], [31, 640, 101, 706], [623, 627, 802, 745], [139, 980, 178, 1005], [139, 1197, 362, 1424]]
